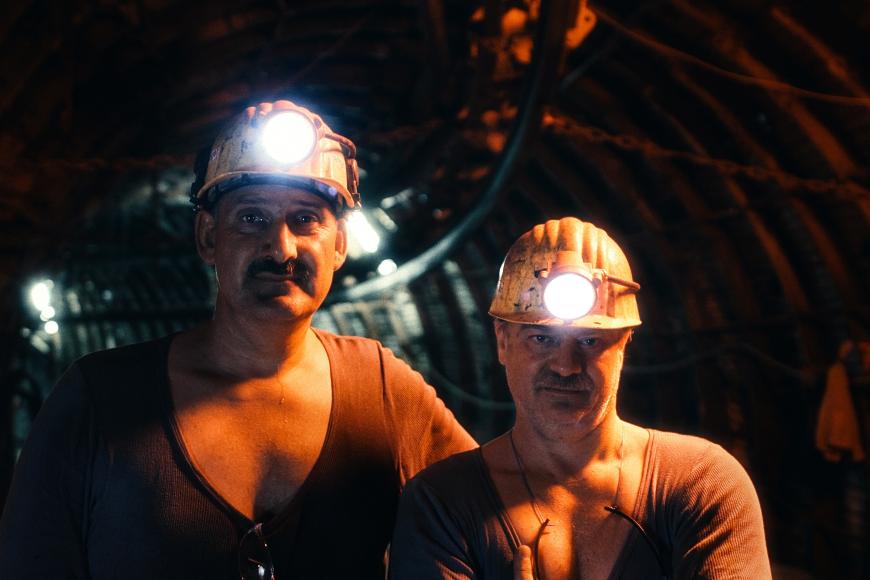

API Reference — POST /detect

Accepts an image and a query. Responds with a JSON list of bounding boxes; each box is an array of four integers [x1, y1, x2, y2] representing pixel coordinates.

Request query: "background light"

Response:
[[39, 306, 56, 321], [543, 273, 596, 320], [347, 211, 381, 255], [28, 280, 53, 312], [377, 259, 398, 276], [261, 111, 317, 164], [44, 321, 59, 335]]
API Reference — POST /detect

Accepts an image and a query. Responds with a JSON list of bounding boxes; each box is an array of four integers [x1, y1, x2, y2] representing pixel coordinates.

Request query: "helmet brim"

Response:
[[488, 310, 642, 329], [195, 172, 357, 212]]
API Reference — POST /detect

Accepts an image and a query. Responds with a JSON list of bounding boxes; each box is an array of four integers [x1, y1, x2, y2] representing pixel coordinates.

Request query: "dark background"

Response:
[[0, 1, 868, 577]]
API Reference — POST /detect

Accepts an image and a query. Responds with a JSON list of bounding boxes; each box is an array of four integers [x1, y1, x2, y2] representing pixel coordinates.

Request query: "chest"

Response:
[[506, 489, 632, 580], [172, 373, 333, 521]]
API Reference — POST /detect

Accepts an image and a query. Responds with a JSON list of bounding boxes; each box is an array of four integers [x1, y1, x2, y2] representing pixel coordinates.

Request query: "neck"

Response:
[[203, 305, 316, 379], [511, 414, 624, 480]]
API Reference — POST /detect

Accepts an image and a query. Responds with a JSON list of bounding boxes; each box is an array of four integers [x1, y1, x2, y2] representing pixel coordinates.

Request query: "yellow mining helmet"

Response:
[[489, 217, 641, 328], [190, 100, 360, 212]]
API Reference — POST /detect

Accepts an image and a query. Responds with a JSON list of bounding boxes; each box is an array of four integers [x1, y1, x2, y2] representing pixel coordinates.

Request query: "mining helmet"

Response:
[[190, 100, 360, 213], [489, 217, 641, 328]]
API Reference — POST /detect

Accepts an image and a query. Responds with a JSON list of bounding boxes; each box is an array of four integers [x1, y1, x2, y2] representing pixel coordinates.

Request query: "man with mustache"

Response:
[[0, 101, 475, 579], [389, 218, 771, 579]]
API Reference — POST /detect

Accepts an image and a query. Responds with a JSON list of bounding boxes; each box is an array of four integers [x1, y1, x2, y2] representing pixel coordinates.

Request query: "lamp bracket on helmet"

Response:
[[190, 100, 361, 213], [256, 107, 360, 208], [536, 251, 640, 321], [488, 218, 643, 328]]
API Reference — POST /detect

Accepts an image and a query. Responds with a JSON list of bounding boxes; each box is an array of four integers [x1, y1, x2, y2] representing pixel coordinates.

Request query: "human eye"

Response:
[[238, 212, 267, 226], [292, 211, 323, 230], [529, 334, 556, 347], [241, 214, 265, 224], [578, 336, 599, 348]]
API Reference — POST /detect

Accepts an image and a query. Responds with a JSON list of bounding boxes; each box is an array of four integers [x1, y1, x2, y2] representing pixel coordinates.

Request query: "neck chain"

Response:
[[507, 423, 625, 528]]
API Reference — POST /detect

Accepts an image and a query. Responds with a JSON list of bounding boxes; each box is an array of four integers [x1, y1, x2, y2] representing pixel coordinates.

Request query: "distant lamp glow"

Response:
[[348, 211, 380, 254], [542, 273, 597, 320], [377, 259, 398, 276], [29, 280, 53, 312], [261, 111, 317, 164], [39, 306, 56, 321], [44, 320, 59, 335]]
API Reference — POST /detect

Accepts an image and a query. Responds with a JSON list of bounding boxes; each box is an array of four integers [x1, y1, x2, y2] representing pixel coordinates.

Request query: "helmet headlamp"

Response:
[[261, 111, 318, 164], [191, 100, 362, 213], [537, 251, 598, 321], [543, 272, 597, 320], [537, 250, 640, 322], [489, 218, 642, 328]]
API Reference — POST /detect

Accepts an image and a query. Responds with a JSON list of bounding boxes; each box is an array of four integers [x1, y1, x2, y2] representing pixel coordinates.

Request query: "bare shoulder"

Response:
[[622, 421, 651, 457]]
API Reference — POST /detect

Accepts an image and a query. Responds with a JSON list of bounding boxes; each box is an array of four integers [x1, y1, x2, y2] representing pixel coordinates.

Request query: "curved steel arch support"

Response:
[[326, 0, 577, 304]]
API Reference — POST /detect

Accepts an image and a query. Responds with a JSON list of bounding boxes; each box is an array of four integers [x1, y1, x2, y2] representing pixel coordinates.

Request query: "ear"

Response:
[[493, 320, 509, 366], [333, 217, 349, 271], [195, 210, 217, 265]]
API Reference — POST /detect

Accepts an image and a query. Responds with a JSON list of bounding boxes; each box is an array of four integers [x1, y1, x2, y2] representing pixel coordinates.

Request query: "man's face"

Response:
[[495, 321, 631, 442], [196, 183, 347, 321]]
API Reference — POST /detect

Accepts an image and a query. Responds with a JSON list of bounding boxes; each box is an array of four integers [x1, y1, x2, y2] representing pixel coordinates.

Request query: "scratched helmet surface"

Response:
[[191, 100, 360, 212], [489, 217, 641, 328]]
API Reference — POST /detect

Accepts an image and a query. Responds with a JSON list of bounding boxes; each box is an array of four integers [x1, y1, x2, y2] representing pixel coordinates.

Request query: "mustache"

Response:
[[246, 257, 310, 280], [533, 370, 594, 391]]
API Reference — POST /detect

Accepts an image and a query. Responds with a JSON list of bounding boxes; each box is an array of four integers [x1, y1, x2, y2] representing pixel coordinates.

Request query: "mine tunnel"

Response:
[[0, 1, 867, 578]]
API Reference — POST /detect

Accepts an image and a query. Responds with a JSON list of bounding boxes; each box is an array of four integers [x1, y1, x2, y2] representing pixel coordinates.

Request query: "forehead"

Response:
[[217, 184, 335, 213], [504, 323, 628, 346], [509, 323, 616, 337]]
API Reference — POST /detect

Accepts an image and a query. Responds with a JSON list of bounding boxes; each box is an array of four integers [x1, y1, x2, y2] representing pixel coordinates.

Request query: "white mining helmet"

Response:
[[190, 100, 360, 212], [489, 217, 641, 328]]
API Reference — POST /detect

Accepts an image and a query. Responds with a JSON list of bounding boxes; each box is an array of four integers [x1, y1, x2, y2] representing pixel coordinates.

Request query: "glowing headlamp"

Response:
[[190, 100, 363, 212], [543, 271, 597, 320], [537, 251, 640, 321], [261, 111, 318, 164]]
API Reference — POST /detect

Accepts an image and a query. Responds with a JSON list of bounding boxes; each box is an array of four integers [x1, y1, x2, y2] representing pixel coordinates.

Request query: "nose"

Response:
[[264, 221, 298, 262], [548, 340, 585, 377]]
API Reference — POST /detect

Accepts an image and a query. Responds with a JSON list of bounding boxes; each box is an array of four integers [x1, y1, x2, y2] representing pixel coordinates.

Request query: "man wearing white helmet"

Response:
[[389, 217, 771, 579], [0, 101, 474, 579]]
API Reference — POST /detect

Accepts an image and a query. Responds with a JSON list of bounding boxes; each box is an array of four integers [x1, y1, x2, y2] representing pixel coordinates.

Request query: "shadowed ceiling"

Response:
[[0, 0, 868, 577]]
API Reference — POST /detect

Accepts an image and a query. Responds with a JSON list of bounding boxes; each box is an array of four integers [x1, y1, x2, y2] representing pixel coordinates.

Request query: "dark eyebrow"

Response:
[[227, 194, 272, 208], [292, 197, 329, 210], [523, 325, 553, 332], [225, 191, 330, 212]]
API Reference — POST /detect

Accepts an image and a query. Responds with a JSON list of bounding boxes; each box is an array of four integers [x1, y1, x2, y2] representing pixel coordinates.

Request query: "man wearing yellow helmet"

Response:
[[389, 217, 771, 579], [0, 101, 474, 579]]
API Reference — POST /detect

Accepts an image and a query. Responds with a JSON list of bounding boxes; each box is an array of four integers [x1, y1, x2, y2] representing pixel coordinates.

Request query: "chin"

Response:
[[532, 409, 606, 442], [250, 293, 320, 321]]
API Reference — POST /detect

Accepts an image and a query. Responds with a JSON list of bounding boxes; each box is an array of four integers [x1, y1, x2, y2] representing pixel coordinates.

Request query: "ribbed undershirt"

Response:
[[389, 429, 772, 579]]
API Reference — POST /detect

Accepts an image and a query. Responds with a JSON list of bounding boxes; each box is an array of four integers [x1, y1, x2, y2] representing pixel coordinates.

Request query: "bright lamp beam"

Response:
[[28, 281, 52, 312], [543, 273, 596, 320], [348, 211, 381, 254], [261, 111, 317, 164]]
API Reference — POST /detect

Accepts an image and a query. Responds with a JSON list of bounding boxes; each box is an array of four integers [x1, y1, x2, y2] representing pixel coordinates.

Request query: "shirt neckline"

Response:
[[160, 328, 340, 534], [608, 428, 657, 578], [476, 429, 657, 579]]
